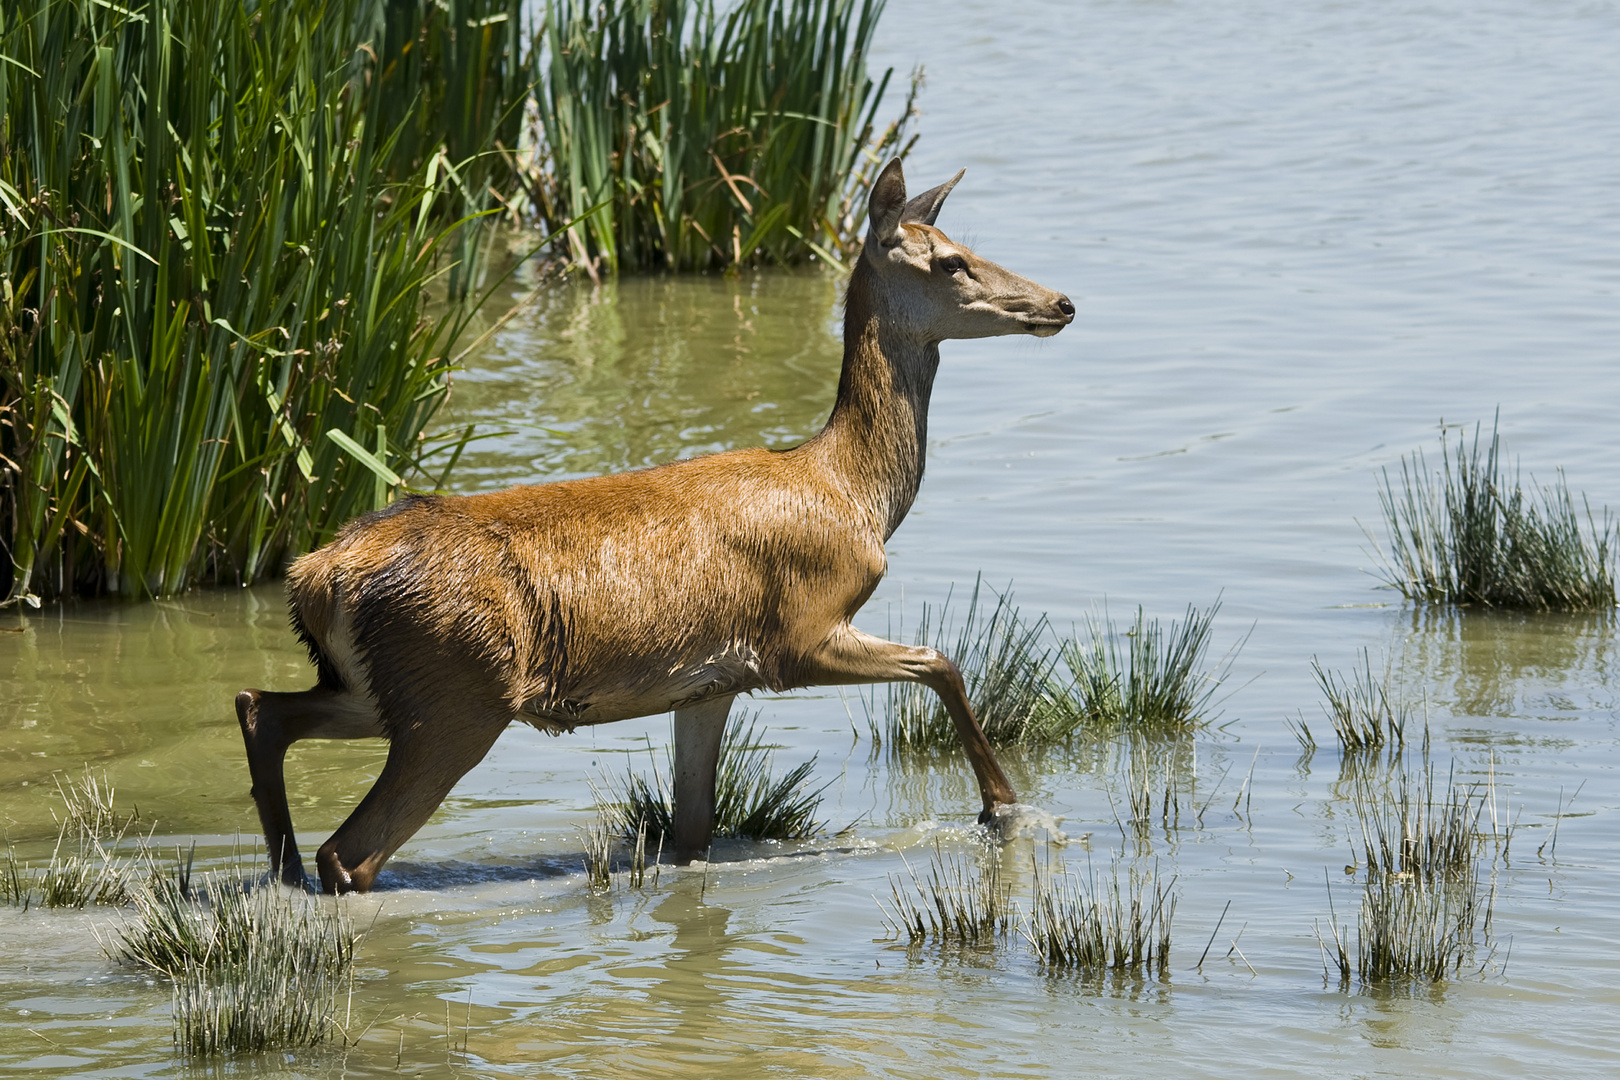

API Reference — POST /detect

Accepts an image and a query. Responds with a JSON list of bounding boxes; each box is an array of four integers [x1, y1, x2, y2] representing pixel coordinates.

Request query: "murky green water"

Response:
[[5, 0, 1620, 1074]]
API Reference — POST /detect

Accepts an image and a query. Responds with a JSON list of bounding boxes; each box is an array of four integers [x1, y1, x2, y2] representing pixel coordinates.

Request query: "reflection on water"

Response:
[[443, 271, 844, 487], [1387, 608, 1617, 723]]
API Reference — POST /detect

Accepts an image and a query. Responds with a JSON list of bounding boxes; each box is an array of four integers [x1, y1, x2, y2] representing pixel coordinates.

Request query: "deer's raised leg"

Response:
[[670, 693, 737, 864], [236, 687, 381, 887], [314, 705, 510, 894], [803, 626, 1017, 817]]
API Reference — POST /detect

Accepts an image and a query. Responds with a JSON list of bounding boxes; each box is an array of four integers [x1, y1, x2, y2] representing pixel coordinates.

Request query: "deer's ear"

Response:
[[901, 168, 965, 226], [868, 158, 907, 246]]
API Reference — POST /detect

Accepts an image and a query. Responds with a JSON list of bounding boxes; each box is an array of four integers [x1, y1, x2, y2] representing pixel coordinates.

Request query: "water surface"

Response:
[[4, 0, 1619, 1075]]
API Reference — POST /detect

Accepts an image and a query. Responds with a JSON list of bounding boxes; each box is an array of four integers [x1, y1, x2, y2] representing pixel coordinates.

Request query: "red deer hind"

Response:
[[236, 159, 1075, 893]]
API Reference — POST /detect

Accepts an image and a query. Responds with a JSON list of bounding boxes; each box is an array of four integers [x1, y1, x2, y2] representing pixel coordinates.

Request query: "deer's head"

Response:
[[862, 159, 1074, 343]]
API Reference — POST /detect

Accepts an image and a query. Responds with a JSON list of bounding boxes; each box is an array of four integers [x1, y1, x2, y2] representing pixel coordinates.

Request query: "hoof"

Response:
[[316, 844, 359, 895]]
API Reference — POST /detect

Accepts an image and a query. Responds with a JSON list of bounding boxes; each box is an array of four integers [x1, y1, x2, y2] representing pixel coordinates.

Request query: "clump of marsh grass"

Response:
[[1319, 762, 1504, 986], [599, 715, 827, 843], [1021, 857, 1177, 975], [1290, 650, 1416, 754], [874, 590, 1241, 750], [533, 0, 919, 273], [1373, 417, 1617, 611], [579, 818, 615, 892], [880, 580, 1062, 751], [1052, 602, 1239, 735], [111, 863, 362, 1055], [2, 769, 144, 909], [880, 844, 1012, 946]]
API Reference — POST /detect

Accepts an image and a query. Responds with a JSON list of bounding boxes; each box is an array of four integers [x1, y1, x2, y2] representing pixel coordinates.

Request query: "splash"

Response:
[[984, 802, 1070, 845]]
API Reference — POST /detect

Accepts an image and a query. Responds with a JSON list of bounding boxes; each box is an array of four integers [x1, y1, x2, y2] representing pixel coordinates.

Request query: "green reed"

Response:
[[0, 0, 529, 604], [599, 714, 827, 843], [1321, 762, 1502, 985], [532, 0, 918, 273], [1374, 417, 1616, 611]]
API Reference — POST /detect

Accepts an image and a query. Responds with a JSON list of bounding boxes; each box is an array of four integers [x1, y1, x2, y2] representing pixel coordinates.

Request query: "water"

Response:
[[4, 0, 1620, 1073]]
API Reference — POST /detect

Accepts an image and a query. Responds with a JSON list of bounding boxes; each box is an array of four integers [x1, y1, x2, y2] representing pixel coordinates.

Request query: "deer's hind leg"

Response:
[[236, 687, 381, 888], [314, 693, 511, 895]]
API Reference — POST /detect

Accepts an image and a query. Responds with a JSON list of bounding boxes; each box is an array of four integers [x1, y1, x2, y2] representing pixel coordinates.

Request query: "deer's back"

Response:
[[286, 446, 884, 731]]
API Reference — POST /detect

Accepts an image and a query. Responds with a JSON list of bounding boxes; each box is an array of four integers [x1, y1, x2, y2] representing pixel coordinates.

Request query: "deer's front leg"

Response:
[[802, 626, 1017, 817], [670, 693, 737, 864]]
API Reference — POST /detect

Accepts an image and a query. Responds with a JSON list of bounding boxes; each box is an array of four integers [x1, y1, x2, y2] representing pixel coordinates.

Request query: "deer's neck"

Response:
[[811, 259, 940, 539]]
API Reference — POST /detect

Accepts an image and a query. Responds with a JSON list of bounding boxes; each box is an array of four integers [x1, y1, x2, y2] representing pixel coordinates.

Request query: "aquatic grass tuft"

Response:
[[532, 0, 919, 273], [579, 817, 615, 892], [1373, 417, 1617, 611], [3, 768, 142, 909], [1052, 602, 1238, 735], [880, 843, 1012, 946], [1292, 650, 1413, 754], [1021, 857, 1177, 975], [1322, 762, 1503, 986], [1351, 763, 1483, 888], [112, 864, 362, 1055], [599, 714, 827, 843], [1120, 738, 1182, 842]]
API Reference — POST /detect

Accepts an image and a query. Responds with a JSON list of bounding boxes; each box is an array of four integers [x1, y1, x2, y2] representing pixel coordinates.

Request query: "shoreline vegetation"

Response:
[[0, 0, 916, 605]]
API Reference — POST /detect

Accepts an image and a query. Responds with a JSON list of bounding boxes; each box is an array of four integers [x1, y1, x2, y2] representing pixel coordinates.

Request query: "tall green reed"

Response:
[[533, 0, 918, 273], [0, 0, 531, 604]]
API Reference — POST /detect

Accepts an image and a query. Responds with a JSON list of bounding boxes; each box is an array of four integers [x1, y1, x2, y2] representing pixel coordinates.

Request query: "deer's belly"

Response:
[[515, 641, 771, 732]]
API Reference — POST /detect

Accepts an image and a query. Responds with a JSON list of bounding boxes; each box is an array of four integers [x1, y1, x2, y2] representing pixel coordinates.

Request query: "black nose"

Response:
[[1056, 295, 1075, 319]]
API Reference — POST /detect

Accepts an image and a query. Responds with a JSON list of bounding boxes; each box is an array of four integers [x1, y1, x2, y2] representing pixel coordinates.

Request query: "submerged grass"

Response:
[[1321, 761, 1506, 986], [2, 768, 142, 909], [598, 714, 827, 843], [876, 586, 1239, 750], [1291, 650, 1414, 754], [1374, 418, 1617, 611], [1021, 857, 1177, 975], [880, 843, 1012, 947], [0, 0, 530, 604], [532, 0, 918, 273]]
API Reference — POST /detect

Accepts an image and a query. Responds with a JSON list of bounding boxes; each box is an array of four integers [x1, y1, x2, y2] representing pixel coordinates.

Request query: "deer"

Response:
[[234, 159, 1074, 894]]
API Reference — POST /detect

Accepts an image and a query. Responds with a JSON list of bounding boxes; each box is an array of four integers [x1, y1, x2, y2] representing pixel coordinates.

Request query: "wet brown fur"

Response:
[[235, 161, 1074, 893]]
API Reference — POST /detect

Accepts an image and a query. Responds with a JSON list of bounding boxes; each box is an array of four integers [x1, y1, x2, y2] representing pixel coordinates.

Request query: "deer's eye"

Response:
[[939, 255, 968, 275]]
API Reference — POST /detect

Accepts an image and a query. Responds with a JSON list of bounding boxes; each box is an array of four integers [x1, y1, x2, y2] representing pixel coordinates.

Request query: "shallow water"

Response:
[[4, 0, 1620, 1074]]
